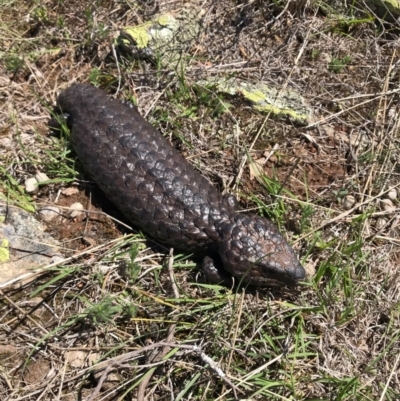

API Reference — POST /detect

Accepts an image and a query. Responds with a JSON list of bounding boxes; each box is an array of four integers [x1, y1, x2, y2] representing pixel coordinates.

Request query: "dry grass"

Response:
[[1, 0, 400, 400]]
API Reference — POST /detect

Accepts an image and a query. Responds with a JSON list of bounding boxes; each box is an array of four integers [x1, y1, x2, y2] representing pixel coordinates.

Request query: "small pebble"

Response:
[[380, 199, 395, 212], [97, 264, 114, 274], [303, 260, 317, 278], [38, 206, 60, 222], [82, 236, 97, 247], [342, 195, 355, 210], [35, 172, 50, 183], [388, 107, 396, 119], [387, 188, 397, 201], [375, 217, 387, 230], [320, 52, 332, 63], [62, 187, 79, 196], [25, 177, 38, 194], [69, 202, 84, 218], [65, 350, 86, 368], [0, 137, 12, 150]]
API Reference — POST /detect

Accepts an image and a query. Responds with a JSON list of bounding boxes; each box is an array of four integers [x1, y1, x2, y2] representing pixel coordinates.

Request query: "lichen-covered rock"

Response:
[[319, 0, 400, 21], [368, 0, 400, 18], [117, 6, 204, 66], [0, 204, 62, 285], [198, 79, 312, 125]]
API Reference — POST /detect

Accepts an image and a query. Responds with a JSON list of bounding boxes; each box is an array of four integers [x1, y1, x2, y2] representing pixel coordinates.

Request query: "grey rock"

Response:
[[0, 203, 62, 285], [38, 206, 61, 222], [35, 172, 50, 184], [69, 202, 84, 218], [25, 177, 39, 194]]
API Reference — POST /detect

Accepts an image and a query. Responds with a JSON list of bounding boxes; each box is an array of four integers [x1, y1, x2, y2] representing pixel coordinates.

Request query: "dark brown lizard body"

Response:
[[53, 84, 305, 286]]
